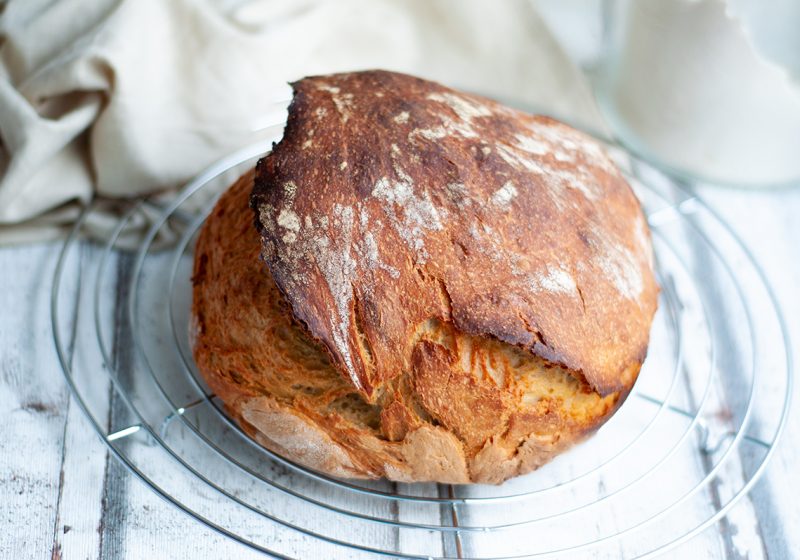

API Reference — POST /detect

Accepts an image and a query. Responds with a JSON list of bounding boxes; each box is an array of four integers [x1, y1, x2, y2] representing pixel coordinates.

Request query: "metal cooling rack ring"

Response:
[[122, 157, 765, 553], [147, 143, 700, 508], [51, 136, 793, 559]]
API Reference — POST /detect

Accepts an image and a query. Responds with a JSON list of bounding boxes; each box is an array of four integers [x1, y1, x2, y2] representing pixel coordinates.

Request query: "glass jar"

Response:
[[593, 0, 800, 188]]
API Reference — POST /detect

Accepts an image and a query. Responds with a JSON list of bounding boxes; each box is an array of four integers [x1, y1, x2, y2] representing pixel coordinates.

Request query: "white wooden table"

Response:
[[1, 172, 798, 559]]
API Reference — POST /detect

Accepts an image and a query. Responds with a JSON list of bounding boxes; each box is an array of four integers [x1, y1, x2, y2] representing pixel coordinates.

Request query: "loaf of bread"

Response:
[[192, 70, 657, 484]]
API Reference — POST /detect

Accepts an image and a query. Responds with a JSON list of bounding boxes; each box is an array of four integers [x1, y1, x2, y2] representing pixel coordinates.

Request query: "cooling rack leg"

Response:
[[106, 394, 217, 448], [106, 424, 142, 442], [159, 396, 213, 439]]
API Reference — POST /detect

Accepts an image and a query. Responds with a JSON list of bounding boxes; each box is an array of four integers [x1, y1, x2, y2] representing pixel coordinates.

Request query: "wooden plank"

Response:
[[51, 392, 108, 559], [51, 242, 108, 560], [653, 179, 763, 559], [0, 243, 73, 560], [696, 185, 800, 558]]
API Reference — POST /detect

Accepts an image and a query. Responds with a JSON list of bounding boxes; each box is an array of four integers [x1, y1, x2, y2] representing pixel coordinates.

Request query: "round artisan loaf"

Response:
[[192, 70, 658, 484]]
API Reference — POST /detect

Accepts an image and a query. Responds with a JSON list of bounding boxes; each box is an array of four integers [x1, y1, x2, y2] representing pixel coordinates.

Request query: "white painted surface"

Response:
[[0, 178, 798, 559]]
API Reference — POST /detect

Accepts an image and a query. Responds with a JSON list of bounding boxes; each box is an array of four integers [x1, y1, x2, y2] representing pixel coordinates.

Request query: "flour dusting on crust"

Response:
[[588, 223, 645, 301], [529, 266, 579, 297], [317, 83, 355, 122], [371, 147, 447, 263], [491, 181, 518, 209]]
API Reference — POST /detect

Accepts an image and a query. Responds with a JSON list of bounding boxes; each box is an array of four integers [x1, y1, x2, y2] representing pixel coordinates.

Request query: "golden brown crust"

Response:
[[191, 163, 650, 483], [251, 70, 657, 398]]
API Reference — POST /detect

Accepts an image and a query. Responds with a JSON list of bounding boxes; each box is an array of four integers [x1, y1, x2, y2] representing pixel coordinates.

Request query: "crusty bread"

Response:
[[192, 71, 658, 484]]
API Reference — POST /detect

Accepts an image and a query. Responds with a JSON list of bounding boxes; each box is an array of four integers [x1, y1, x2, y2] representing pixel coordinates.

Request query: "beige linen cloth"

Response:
[[0, 0, 601, 244]]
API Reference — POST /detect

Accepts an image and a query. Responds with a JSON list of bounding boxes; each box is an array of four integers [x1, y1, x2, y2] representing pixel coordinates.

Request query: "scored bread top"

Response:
[[252, 70, 657, 399]]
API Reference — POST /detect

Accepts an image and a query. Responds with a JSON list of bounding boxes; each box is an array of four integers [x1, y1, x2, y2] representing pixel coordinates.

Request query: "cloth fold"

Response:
[[0, 0, 601, 244]]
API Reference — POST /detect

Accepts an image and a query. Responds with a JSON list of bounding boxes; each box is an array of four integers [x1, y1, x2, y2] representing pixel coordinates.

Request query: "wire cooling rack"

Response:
[[51, 131, 792, 558]]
